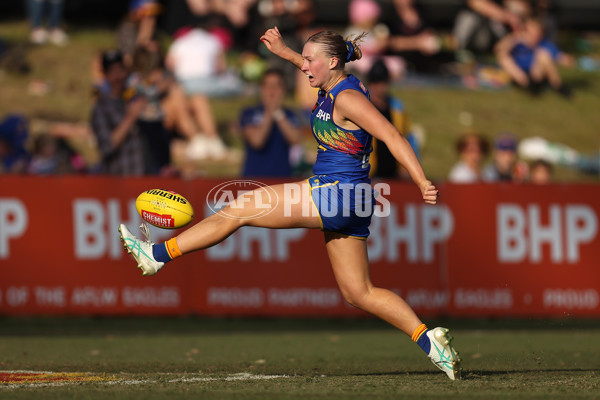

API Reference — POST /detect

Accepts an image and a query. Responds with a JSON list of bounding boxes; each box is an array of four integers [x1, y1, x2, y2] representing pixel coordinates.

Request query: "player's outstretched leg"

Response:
[[120, 180, 320, 275]]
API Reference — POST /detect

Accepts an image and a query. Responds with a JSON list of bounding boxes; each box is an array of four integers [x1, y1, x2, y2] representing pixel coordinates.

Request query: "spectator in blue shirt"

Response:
[[0, 114, 30, 174], [239, 68, 302, 178], [495, 17, 574, 96]]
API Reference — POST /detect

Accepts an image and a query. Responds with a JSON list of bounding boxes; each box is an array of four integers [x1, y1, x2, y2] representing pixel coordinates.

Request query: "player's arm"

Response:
[[467, 0, 522, 31], [110, 98, 147, 148], [335, 90, 438, 205], [260, 27, 304, 70], [93, 98, 147, 153]]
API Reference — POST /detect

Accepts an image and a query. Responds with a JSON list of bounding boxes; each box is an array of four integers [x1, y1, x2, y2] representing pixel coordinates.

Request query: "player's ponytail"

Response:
[[344, 32, 367, 63], [305, 30, 367, 69]]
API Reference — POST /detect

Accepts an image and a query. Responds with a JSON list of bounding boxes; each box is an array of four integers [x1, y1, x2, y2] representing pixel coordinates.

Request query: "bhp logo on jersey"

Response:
[[206, 180, 278, 220], [315, 110, 330, 121]]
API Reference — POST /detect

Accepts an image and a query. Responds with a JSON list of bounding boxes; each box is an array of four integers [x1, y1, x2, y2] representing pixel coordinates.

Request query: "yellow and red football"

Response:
[[135, 189, 194, 229]]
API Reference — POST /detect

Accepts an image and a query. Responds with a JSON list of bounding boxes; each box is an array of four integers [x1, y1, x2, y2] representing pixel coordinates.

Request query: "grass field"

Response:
[[1, 318, 599, 399]]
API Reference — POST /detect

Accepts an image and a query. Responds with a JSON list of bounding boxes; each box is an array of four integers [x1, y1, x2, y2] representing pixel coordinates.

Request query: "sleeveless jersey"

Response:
[[310, 75, 373, 180]]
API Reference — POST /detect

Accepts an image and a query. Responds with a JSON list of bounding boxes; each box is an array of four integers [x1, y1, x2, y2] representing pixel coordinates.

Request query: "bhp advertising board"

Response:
[[0, 176, 598, 317]]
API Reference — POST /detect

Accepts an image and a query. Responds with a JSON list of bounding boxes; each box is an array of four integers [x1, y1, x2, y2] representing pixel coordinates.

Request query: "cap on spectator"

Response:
[[349, 0, 380, 24], [101, 50, 124, 73], [494, 132, 518, 151], [367, 59, 390, 83]]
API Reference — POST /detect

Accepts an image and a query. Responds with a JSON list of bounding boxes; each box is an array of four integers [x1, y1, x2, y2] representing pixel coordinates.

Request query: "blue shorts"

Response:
[[308, 174, 375, 239]]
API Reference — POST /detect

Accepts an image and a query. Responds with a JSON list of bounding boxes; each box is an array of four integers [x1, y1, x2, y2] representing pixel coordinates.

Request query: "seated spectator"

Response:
[[482, 132, 528, 182], [118, 0, 163, 66], [166, 24, 238, 156], [0, 114, 30, 174], [28, 135, 84, 175], [131, 46, 228, 165], [25, 0, 68, 46], [448, 133, 489, 183], [453, 0, 523, 54], [239, 68, 301, 178], [385, 0, 456, 74], [529, 158, 552, 184], [91, 50, 146, 176], [28, 134, 58, 174], [495, 17, 574, 96], [212, 0, 255, 29], [92, 0, 163, 97], [128, 46, 173, 174], [166, 25, 242, 99], [344, 0, 404, 81], [366, 59, 419, 179]]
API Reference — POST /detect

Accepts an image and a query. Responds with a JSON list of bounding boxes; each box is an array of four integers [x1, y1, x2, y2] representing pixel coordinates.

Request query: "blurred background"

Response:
[[0, 0, 599, 320]]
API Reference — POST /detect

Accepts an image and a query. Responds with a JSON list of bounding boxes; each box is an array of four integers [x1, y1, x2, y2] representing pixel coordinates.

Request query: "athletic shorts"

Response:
[[307, 174, 375, 239]]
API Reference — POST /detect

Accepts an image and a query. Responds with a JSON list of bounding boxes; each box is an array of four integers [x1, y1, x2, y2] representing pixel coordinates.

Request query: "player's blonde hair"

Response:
[[305, 30, 367, 69]]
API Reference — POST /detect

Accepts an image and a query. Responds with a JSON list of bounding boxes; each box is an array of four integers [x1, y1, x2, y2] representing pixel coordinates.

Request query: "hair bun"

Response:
[[345, 41, 355, 62]]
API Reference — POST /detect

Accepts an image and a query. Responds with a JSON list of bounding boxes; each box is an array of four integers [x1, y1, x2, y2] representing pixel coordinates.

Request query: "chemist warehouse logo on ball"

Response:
[[206, 180, 392, 220]]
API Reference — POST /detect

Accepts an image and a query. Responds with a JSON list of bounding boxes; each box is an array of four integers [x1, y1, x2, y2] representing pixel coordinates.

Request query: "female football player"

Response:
[[119, 27, 461, 380]]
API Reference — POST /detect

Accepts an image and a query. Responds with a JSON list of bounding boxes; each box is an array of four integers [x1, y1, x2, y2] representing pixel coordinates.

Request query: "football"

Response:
[[135, 189, 194, 229]]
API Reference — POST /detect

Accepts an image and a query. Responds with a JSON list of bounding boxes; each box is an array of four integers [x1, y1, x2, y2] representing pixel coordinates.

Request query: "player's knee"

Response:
[[218, 205, 248, 229], [340, 286, 371, 309], [534, 48, 552, 63], [223, 193, 260, 226]]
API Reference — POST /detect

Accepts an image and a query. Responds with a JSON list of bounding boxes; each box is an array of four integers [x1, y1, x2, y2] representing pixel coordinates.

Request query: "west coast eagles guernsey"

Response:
[[311, 75, 372, 180]]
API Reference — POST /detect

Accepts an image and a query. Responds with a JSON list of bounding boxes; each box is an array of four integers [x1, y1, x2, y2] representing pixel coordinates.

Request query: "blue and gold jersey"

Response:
[[311, 75, 372, 180]]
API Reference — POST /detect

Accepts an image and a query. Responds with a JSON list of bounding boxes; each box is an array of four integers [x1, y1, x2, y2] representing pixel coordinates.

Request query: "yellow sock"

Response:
[[411, 323, 428, 342], [165, 237, 183, 260]]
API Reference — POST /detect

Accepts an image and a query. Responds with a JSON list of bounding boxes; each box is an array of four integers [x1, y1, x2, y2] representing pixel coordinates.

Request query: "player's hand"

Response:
[[419, 180, 438, 205], [260, 27, 287, 57], [126, 97, 147, 119], [505, 11, 523, 32], [417, 32, 440, 55]]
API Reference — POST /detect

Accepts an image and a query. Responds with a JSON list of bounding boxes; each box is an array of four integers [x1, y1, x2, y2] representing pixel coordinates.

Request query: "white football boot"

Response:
[[118, 223, 164, 276], [426, 327, 462, 380]]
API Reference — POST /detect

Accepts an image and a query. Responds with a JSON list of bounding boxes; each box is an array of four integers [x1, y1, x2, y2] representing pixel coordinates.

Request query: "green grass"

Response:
[[0, 20, 599, 181], [1, 318, 599, 399]]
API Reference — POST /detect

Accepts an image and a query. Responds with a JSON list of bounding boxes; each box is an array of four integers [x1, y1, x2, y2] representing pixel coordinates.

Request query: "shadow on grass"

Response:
[[2, 316, 600, 337], [348, 368, 600, 380], [462, 368, 600, 380]]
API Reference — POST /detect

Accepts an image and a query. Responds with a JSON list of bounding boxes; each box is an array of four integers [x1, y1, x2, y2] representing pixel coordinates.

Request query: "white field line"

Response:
[[1, 371, 291, 389], [2, 382, 75, 390], [167, 377, 217, 383], [225, 373, 290, 381], [103, 379, 154, 385], [168, 373, 290, 383], [0, 370, 55, 374]]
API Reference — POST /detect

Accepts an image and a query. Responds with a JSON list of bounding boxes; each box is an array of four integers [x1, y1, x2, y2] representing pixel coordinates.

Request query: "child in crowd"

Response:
[[495, 17, 574, 96], [529, 158, 553, 184], [448, 133, 489, 183]]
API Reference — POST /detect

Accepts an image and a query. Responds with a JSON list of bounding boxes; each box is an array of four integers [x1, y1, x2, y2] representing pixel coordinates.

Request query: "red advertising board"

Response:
[[0, 176, 598, 317]]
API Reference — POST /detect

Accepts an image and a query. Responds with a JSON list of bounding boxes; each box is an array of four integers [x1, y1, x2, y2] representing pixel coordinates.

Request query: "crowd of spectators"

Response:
[[1, 0, 598, 181]]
